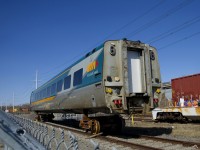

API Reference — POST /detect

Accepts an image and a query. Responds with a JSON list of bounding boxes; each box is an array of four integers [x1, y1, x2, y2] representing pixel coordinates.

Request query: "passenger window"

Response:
[[37, 93, 40, 100], [57, 79, 63, 92], [73, 69, 83, 86], [42, 89, 44, 98], [43, 89, 47, 98], [40, 91, 43, 99], [51, 83, 56, 95], [34, 93, 37, 101], [31, 93, 34, 102], [64, 75, 71, 90], [36, 93, 39, 100], [47, 86, 51, 97]]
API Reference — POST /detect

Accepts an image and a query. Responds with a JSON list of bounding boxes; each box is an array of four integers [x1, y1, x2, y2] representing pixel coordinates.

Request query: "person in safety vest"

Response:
[[153, 89, 161, 108]]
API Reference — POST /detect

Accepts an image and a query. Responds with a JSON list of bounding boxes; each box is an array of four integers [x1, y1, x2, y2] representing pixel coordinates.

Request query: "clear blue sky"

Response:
[[0, 0, 200, 105]]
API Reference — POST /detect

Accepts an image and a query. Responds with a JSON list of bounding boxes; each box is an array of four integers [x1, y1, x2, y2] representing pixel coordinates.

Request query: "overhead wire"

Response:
[[19, 1, 198, 104], [158, 30, 200, 50], [14, 84, 34, 105], [34, 0, 194, 87], [90, 0, 165, 48], [39, 54, 84, 83], [20, 88, 33, 100], [126, 0, 194, 38], [11, 76, 36, 105], [38, 0, 165, 80], [147, 15, 200, 44]]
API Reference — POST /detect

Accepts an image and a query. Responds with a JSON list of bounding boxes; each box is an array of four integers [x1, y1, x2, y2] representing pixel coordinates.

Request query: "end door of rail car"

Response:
[[103, 40, 161, 114], [127, 50, 143, 93]]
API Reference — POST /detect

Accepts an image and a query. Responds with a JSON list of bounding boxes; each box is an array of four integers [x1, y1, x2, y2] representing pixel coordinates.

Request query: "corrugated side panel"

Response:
[[172, 73, 200, 102]]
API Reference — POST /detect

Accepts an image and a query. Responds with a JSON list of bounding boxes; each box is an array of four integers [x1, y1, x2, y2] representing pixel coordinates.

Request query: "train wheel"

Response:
[[35, 115, 40, 121], [91, 120, 100, 134]]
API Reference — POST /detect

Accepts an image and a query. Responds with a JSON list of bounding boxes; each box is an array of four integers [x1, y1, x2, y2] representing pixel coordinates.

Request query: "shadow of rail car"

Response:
[[51, 118, 173, 136], [118, 126, 172, 137], [52, 119, 80, 128]]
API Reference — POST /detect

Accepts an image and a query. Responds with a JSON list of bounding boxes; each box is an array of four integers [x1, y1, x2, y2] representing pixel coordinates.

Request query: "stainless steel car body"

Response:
[[30, 39, 161, 115]]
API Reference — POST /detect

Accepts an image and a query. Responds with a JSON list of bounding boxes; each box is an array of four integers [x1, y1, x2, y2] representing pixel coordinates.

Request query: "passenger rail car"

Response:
[[30, 39, 161, 134]]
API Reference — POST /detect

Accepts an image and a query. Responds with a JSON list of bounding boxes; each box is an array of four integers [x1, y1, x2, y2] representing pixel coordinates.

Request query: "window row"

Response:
[[33, 68, 83, 101]]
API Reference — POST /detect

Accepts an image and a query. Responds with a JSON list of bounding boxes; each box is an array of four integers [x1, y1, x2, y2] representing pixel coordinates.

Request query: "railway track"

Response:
[[141, 135, 200, 148], [45, 121, 199, 150], [129, 115, 200, 125], [45, 122, 158, 150], [18, 113, 200, 149]]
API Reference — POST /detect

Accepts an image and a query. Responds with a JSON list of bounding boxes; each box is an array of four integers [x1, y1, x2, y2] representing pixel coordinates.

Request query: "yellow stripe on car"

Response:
[[31, 96, 55, 105]]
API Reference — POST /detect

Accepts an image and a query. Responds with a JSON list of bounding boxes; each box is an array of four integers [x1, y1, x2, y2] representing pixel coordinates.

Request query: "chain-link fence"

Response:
[[6, 113, 101, 150]]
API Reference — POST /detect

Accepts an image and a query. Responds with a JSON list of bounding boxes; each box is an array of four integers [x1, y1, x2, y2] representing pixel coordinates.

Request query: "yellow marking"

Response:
[[86, 61, 97, 72], [196, 107, 200, 115], [31, 96, 55, 106], [131, 114, 134, 126], [105, 87, 112, 94]]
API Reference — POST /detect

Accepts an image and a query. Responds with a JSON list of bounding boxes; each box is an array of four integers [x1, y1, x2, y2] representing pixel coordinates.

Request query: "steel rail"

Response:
[[45, 122, 162, 150], [140, 135, 200, 148], [46, 120, 200, 150]]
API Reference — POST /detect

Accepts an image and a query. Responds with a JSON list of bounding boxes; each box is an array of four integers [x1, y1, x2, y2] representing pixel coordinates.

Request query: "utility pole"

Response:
[[33, 70, 41, 90], [13, 92, 15, 112]]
